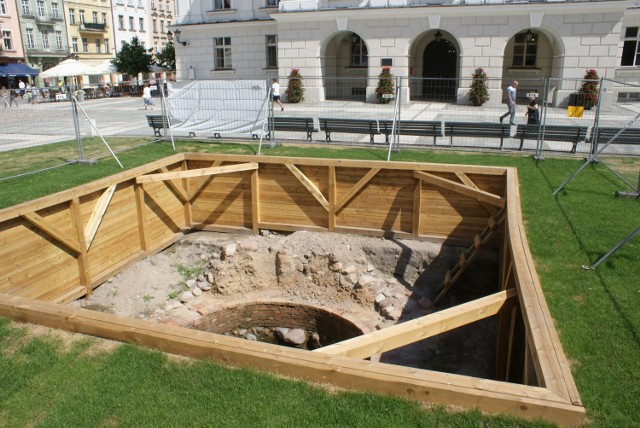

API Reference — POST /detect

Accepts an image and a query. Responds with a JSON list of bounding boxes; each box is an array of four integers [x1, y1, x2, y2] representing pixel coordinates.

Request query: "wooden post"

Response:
[[251, 168, 260, 234], [134, 183, 148, 252], [412, 179, 421, 238], [70, 198, 92, 297], [181, 161, 193, 229], [328, 166, 336, 231]]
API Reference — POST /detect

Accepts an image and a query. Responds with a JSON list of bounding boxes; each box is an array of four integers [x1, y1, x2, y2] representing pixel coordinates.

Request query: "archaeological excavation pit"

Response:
[[0, 154, 585, 426]]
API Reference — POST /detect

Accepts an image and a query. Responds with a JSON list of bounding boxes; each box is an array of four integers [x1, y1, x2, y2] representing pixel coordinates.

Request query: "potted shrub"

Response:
[[469, 67, 489, 106], [376, 67, 395, 104], [579, 68, 599, 110], [286, 68, 304, 103]]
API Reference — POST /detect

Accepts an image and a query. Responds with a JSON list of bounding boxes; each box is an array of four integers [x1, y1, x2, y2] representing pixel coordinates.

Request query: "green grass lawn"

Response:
[[0, 141, 638, 427]]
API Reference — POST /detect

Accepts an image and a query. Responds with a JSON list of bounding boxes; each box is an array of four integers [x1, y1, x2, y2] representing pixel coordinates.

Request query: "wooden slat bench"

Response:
[[146, 115, 169, 137], [592, 127, 640, 147], [444, 122, 512, 149], [515, 124, 589, 153], [376, 120, 443, 145], [255, 117, 316, 141], [320, 118, 384, 143]]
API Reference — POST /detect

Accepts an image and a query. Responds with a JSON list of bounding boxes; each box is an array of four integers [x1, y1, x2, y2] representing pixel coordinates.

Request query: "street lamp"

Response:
[[167, 29, 187, 46], [434, 30, 442, 43]]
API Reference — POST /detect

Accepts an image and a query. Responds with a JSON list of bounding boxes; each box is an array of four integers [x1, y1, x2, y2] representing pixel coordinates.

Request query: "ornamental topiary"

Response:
[[286, 68, 304, 103], [579, 68, 599, 109], [375, 67, 395, 104], [469, 67, 489, 106]]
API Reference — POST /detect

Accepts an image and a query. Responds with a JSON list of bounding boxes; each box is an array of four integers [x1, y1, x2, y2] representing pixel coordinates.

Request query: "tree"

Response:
[[285, 68, 304, 103], [579, 68, 599, 109], [111, 37, 152, 77], [155, 42, 176, 71], [469, 67, 489, 106], [375, 67, 394, 104]]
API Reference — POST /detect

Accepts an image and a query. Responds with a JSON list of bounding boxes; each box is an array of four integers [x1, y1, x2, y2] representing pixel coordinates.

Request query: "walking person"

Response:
[[499, 80, 519, 125], [18, 79, 25, 98], [1, 86, 10, 107], [142, 83, 154, 110], [8, 86, 19, 107], [271, 78, 284, 111]]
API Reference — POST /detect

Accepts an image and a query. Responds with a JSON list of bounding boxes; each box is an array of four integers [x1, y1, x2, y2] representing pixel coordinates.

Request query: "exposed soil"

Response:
[[70, 230, 500, 379]]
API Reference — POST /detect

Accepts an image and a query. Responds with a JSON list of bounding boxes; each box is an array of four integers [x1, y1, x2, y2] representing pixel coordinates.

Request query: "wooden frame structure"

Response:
[[0, 154, 584, 425]]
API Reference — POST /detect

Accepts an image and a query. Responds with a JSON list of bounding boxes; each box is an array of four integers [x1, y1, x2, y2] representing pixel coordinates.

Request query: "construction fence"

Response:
[[1, 76, 638, 193]]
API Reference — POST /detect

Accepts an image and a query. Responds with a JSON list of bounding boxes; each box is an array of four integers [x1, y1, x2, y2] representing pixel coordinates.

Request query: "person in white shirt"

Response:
[[271, 78, 284, 111], [499, 80, 519, 125], [142, 84, 154, 110]]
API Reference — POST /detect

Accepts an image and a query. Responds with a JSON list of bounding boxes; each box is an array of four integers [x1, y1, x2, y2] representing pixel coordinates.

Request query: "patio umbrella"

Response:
[[90, 60, 118, 75], [39, 58, 100, 78]]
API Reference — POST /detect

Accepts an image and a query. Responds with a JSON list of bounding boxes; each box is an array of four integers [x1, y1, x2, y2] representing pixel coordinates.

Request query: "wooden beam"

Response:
[[70, 198, 92, 296], [84, 185, 116, 251], [414, 171, 505, 208], [156, 167, 189, 204], [328, 166, 337, 231], [413, 179, 422, 238], [317, 289, 516, 359], [335, 168, 381, 213], [134, 183, 148, 252], [20, 212, 81, 255], [181, 162, 193, 229], [136, 162, 259, 184], [251, 169, 260, 234], [284, 162, 329, 211]]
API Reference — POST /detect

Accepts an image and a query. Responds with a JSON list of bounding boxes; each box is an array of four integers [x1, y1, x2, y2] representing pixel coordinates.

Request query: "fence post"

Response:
[[71, 96, 85, 162], [535, 78, 549, 160], [589, 77, 606, 157]]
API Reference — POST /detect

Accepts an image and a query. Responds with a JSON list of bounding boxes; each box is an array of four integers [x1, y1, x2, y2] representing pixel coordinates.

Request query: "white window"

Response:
[[72, 37, 78, 52], [26, 28, 35, 49], [160, 20, 164, 33], [82, 37, 88, 52], [95, 38, 101, 53], [37, 0, 45, 18], [350, 34, 367, 67], [158, 1, 163, 10], [42, 30, 49, 50], [55, 30, 63, 50], [137, 0, 142, 7], [129, 16, 134, 31], [69, 8, 75, 25], [214, 0, 230, 9], [152, 19, 157, 33], [51, 2, 59, 18], [79, 10, 85, 24], [266, 0, 278, 6], [0, 0, 7, 15], [139, 17, 144, 32], [118, 15, 124, 30], [21, 0, 31, 15], [266, 35, 277, 69], [2, 31, 12, 51], [127, 0, 133, 6], [622, 27, 640, 66], [214, 37, 232, 69], [92, 11, 98, 23], [512, 30, 537, 68], [104, 38, 110, 53], [151, 0, 155, 9], [166, 1, 170, 12], [102, 12, 106, 24]]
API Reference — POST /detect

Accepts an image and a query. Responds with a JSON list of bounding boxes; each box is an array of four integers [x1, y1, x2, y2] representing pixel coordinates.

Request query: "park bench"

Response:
[[591, 126, 640, 147], [375, 120, 443, 145], [146, 115, 170, 137], [320, 118, 384, 143], [253, 117, 316, 141], [444, 122, 511, 149], [515, 124, 589, 153]]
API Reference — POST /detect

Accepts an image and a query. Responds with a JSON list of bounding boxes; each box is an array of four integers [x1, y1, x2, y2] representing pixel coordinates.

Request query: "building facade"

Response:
[[170, 0, 640, 105], [15, 0, 68, 77], [64, 0, 114, 61], [0, 0, 26, 64]]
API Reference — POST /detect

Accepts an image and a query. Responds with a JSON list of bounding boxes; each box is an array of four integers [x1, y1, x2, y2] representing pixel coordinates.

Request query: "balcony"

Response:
[[36, 14, 55, 25], [80, 23, 107, 32]]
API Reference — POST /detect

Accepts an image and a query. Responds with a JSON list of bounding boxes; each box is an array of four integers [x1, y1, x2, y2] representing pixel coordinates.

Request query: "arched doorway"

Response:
[[422, 39, 457, 101], [321, 32, 368, 102]]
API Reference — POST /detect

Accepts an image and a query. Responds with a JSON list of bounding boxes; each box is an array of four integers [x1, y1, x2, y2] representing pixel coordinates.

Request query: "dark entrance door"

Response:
[[422, 40, 457, 102]]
